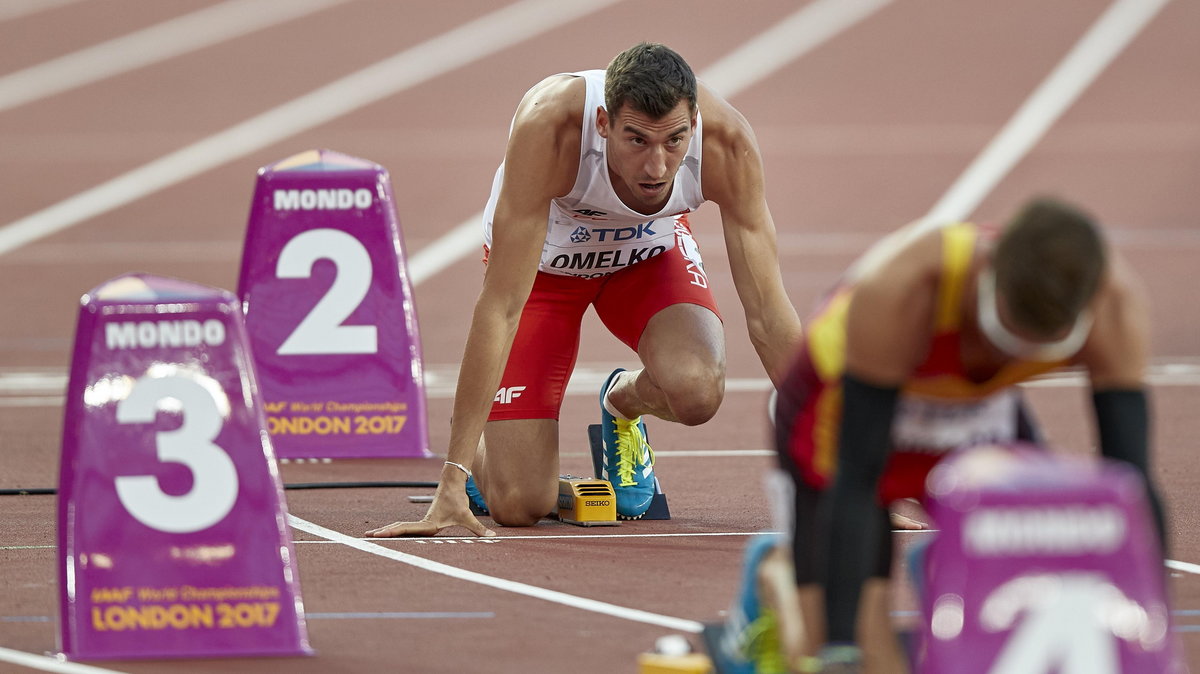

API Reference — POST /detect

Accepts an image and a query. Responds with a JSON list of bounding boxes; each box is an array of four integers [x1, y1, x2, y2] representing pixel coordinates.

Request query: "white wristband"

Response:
[[444, 460, 471, 478]]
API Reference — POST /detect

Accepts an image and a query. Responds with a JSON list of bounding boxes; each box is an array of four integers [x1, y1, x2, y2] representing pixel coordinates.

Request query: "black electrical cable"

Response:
[[283, 481, 437, 491], [0, 481, 438, 496]]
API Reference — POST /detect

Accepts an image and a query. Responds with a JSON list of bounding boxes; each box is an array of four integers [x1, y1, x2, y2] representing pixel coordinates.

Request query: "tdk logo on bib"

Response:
[[570, 226, 591, 243], [592, 222, 656, 241], [273, 188, 373, 211]]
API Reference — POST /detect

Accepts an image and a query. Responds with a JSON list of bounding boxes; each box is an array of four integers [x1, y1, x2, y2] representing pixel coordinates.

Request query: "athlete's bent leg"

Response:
[[608, 303, 725, 425], [476, 418, 560, 527]]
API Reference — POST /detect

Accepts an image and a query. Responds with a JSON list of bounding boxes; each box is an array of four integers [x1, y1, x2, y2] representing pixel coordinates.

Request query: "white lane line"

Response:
[[6, 223, 1200, 267], [5, 240, 242, 265], [654, 449, 773, 458], [0, 370, 66, 392], [5, 362, 1200, 408], [1167, 560, 1200, 576], [8, 536, 1197, 574], [287, 515, 704, 634], [1020, 363, 1200, 388], [403, 0, 892, 285], [339, 531, 771, 544], [408, 212, 483, 286], [771, 228, 1200, 256], [0, 396, 64, 407], [752, 121, 1200, 157], [0, 0, 351, 113], [0, 646, 128, 674], [919, 0, 1173, 229], [699, 0, 891, 98], [307, 611, 494, 619], [0, 0, 88, 22], [0, 0, 621, 257]]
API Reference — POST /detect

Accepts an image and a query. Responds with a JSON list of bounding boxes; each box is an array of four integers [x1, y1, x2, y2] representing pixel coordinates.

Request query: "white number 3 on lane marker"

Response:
[[115, 374, 239, 534]]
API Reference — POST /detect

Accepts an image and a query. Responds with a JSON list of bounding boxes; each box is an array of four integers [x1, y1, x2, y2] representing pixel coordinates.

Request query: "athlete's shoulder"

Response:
[[510, 74, 585, 133], [1089, 247, 1149, 335], [696, 82, 762, 204], [1072, 243, 1149, 383], [843, 222, 945, 380], [697, 81, 755, 154], [502, 75, 585, 196]]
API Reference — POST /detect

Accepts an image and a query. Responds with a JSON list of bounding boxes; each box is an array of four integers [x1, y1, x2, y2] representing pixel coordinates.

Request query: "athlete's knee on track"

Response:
[[661, 362, 723, 426], [485, 481, 556, 527]]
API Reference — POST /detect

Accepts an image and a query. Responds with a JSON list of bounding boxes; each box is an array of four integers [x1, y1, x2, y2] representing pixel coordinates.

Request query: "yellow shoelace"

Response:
[[613, 416, 654, 487], [742, 610, 788, 674]]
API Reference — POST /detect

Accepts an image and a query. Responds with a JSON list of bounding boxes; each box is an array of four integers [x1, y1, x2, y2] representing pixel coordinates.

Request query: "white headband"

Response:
[[976, 266, 1093, 363]]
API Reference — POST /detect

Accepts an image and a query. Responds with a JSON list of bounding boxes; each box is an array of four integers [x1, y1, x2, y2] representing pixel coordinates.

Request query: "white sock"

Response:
[[762, 469, 795, 547], [603, 371, 634, 421]]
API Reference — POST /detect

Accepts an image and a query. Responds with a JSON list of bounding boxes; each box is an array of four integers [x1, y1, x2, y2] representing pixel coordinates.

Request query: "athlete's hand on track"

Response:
[[889, 497, 927, 530], [365, 487, 496, 538], [889, 511, 926, 530]]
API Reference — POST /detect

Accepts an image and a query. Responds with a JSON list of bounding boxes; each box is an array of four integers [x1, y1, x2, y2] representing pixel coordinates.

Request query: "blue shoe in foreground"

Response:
[[708, 534, 788, 674], [809, 644, 864, 673], [600, 368, 656, 519], [464, 475, 488, 515]]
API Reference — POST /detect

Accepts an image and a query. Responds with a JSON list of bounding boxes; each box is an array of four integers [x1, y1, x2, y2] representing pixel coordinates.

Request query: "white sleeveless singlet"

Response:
[[482, 70, 706, 278]]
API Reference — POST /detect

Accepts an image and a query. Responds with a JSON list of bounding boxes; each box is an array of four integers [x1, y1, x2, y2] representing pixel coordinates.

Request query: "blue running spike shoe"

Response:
[[464, 475, 488, 515], [708, 534, 789, 674], [600, 368, 656, 519]]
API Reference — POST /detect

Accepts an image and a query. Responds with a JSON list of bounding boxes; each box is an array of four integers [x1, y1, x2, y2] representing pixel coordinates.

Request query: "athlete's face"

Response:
[[597, 100, 695, 214]]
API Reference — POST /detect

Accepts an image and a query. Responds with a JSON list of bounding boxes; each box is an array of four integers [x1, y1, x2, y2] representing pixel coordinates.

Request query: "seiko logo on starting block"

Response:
[[272, 188, 374, 211], [104, 319, 226, 349]]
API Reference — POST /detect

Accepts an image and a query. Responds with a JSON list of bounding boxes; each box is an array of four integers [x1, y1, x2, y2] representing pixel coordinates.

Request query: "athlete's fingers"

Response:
[[458, 513, 497, 538], [364, 520, 441, 538], [889, 511, 926, 530]]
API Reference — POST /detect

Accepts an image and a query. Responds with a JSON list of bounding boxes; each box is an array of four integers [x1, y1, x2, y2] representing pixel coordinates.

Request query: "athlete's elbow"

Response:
[[746, 322, 772, 355], [744, 309, 786, 351], [473, 286, 531, 331]]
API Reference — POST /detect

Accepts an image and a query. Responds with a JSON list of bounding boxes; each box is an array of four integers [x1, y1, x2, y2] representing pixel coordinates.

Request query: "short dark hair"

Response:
[[992, 197, 1107, 337], [604, 42, 697, 120]]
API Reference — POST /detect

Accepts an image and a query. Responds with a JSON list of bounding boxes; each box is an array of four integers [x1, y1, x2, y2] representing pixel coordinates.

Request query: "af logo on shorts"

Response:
[[570, 226, 592, 243], [494, 386, 526, 404]]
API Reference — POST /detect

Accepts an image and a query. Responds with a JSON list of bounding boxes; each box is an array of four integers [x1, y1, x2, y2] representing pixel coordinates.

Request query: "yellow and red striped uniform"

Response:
[[780, 223, 1065, 503]]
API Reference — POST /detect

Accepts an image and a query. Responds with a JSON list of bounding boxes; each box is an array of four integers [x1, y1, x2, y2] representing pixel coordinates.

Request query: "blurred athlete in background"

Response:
[[711, 197, 1166, 673]]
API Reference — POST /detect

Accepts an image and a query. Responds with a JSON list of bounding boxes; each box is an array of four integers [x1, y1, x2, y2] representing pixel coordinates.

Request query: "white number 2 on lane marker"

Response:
[[276, 228, 378, 355]]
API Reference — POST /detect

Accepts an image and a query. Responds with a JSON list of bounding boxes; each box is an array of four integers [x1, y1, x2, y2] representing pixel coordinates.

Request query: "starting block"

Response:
[[237, 149, 430, 460], [57, 273, 310, 660], [637, 653, 714, 674], [554, 476, 619, 526], [588, 424, 671, 520], [914, 443, 1185, 673]]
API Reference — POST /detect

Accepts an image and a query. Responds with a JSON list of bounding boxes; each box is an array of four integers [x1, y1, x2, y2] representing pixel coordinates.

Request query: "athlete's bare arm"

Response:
[[367, 76, 583, 538], [697, 84, 802, 385]]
